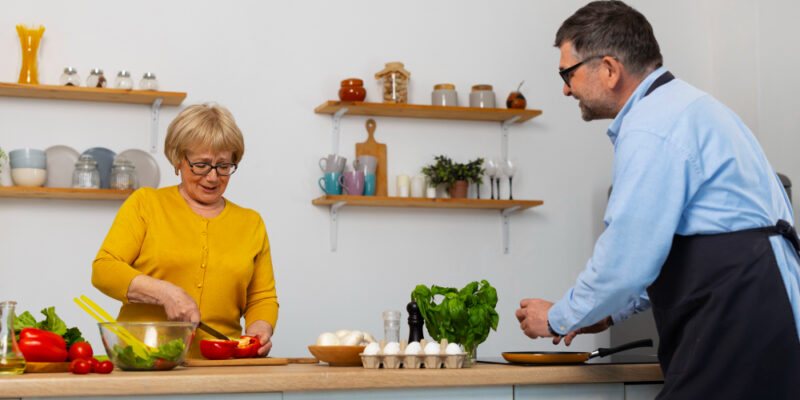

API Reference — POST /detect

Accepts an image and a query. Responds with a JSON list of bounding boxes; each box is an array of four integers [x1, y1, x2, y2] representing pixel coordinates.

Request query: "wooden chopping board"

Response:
[[25, 362, 70, 373], [355, 119, 387, 196], [183, 357, 318, 367]]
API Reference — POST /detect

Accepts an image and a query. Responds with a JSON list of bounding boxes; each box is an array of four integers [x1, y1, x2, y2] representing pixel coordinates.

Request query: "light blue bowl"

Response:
[[9, 148, 46, 169]]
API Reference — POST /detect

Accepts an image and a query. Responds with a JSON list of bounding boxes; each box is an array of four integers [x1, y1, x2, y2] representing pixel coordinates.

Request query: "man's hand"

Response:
[[246, 320, 274, 356], [515, 298, 555, 339], [552, 316, 613, 346]]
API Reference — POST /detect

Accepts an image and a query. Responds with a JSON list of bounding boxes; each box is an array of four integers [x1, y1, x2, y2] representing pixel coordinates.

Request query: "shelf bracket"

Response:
[[150, 98, 164, 154], [330, 201, 347, 251], [331, 108, 348, 155], [501, 205, 520, 254], [500, 116, 520, 161]]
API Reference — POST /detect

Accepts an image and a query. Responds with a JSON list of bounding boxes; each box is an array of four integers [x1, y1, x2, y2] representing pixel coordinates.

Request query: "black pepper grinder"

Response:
[[407, 301, 424, 343]]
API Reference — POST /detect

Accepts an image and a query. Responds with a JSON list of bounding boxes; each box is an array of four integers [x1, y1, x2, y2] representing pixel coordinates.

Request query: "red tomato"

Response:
[[68, 342, 93, 361], [94, 360, 114, 374], [69, 359, 91, 374], [85, 357, 98, 372], [153, 358, 176, 370], [199, 339, 238, 360]]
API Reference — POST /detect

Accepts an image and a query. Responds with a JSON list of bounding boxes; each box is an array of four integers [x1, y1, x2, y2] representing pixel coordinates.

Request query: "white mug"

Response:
[[410, 174, 425, 198], [396, 174, 410, 197]]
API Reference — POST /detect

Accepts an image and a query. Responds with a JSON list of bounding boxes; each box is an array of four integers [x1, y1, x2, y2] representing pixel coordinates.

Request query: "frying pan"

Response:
[[502, 338, 653, 364]]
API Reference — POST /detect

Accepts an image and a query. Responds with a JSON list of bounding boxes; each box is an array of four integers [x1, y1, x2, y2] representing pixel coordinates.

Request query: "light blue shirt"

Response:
[[548, 67, 800, 338]]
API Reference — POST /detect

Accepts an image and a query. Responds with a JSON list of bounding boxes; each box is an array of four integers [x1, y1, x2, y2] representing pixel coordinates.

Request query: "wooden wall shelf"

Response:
[[0, 82, 186, 106], [0, 186, 134, 200], [312, 195, 542, 210], [315, 101, 542, 123]]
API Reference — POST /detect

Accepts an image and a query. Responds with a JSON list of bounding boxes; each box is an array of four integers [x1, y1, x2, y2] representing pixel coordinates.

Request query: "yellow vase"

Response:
[[16, 24, 45, 85]]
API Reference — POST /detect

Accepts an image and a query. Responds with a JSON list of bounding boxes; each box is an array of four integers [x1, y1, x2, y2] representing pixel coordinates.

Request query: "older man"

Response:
[[515, 1, 800, 398]]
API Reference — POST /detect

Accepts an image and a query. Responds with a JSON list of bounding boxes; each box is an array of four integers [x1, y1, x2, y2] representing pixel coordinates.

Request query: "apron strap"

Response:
[[751, 219, 800, 253], [644, 71, 675, 97]]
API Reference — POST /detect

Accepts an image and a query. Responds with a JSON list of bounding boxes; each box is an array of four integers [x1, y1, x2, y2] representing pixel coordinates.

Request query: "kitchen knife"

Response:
[[198, 322, 231, 340]]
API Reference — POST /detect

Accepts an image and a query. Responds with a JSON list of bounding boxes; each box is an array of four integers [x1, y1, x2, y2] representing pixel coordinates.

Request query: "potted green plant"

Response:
[[0, 146, 7, 186], [421, 155, 484, 199]]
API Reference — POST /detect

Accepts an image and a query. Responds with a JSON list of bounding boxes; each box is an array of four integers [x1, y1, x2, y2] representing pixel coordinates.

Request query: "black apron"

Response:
[[642, 72, 800, 399]]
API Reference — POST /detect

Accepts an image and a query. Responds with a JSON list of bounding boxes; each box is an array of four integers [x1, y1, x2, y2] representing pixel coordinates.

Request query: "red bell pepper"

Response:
[[18, 327, 68, 362], [199, 339, 238, 360], [233, 335, 260, 358]]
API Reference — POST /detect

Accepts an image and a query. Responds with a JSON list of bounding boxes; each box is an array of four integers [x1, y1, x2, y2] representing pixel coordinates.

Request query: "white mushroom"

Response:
[[316, 332, 340, 346]]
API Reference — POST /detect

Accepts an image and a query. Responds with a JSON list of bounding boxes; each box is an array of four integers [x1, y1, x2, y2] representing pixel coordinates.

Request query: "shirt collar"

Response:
[[606, 66, 667, 144]]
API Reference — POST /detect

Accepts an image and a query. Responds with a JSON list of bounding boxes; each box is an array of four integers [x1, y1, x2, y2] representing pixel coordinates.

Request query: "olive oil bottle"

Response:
[[0, 301, 26, 374]]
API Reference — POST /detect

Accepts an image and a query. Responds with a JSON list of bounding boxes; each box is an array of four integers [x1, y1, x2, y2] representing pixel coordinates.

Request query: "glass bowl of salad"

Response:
[[98, 322, 197, 371]]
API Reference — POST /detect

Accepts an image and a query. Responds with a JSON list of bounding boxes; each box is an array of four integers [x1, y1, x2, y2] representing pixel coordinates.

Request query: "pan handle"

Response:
[[589, 339, 653, 359]]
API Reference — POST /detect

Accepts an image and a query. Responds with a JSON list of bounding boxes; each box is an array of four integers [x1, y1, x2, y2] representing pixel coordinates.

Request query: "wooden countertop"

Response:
[[0, 363, 663, 398]]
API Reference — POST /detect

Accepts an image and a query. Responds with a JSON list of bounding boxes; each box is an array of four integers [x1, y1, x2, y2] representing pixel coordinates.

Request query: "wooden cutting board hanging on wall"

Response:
[[355, 119, 387, 196]]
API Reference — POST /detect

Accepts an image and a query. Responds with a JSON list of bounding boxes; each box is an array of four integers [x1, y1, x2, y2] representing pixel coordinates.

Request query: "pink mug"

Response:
[[338, 171, 365, 195]]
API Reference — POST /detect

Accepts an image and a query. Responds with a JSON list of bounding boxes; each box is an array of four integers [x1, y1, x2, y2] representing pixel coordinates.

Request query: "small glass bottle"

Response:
[[86, 68, 107, 88], [0, 301, 26, 375], [59, 67, 81, 87], [110, 157, 137, 190], [382, 310, 401, 343], [115, 70, 134, 90], [139, 72, 159, 91], [72, 154, 100, 189]]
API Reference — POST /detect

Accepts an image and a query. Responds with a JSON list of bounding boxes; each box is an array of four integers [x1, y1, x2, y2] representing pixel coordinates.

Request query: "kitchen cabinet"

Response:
[[313, 101, 544, 253], [0, 82, 186, 201]]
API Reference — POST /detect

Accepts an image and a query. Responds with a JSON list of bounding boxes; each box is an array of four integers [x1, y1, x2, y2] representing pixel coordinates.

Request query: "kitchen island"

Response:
[[0, 362, 663, 399]]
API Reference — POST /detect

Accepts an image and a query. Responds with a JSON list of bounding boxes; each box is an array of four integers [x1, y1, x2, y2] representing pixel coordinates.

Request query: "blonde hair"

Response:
[[164, 103, 245, 169]]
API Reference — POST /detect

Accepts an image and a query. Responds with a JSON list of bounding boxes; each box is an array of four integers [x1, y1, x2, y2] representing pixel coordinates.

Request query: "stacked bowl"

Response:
[[9, 148, 47, 187]]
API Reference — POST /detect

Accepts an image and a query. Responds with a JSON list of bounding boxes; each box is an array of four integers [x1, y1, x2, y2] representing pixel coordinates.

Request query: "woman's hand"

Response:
[[245, 320, 274, 356], [127, 275, 200, 322]]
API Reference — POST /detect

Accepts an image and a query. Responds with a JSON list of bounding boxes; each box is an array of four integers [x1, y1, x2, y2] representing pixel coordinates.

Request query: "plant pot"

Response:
[[450, 180, 468, 198]]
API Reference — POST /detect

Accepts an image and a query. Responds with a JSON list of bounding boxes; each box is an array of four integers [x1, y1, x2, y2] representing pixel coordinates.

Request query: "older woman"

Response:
[[92, 103, 278, 358]]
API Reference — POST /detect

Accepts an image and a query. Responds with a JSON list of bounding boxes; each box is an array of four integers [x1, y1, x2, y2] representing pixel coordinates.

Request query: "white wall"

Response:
[[1, 0, 797, 359]]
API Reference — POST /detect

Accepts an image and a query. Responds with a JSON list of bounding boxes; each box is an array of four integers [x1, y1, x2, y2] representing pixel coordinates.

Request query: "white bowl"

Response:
[[11, 168, 47, 187]]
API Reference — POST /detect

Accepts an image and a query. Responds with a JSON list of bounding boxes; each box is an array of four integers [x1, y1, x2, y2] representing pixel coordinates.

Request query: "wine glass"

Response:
[[484, 158, 497, 199], [503, 159, 517, 200], [492, 157, 505, 200]]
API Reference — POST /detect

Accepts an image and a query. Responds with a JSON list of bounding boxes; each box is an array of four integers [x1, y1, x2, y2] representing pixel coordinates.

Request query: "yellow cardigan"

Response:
[[92, 186, 278, 356]]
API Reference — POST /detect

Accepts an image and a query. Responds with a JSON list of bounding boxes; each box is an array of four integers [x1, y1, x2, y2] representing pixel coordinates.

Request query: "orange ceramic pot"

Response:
[[339, 78, 367, 102]]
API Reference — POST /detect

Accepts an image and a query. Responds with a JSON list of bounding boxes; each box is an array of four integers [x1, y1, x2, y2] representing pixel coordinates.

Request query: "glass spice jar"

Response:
[[338, 78, 367, 102], [139, 72, 159, 90], [72, 154, 100, 189], [59, 67, 81, 87], [86, 68, 107, 88], [110, 157, 136, 190], [115, 70, 134, 90], [375, 62, 410, 104]]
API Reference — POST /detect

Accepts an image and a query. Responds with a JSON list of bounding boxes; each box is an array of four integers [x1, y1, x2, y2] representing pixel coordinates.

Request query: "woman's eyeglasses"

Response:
[[185, 156, 238, 176]]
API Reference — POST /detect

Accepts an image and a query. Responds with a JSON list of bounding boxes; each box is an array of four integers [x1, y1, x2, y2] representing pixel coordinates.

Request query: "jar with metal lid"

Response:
[[469, 84, 495, 108], [72, 154, 100, 189], [59, 67, 81, 87], [139, 72, 159, 91], [115, 70, 134, 90], [86, 68, 107, 88], [431, 83, 458, 107], [374, 62, 410, 104], [110, 156, 137, 190]]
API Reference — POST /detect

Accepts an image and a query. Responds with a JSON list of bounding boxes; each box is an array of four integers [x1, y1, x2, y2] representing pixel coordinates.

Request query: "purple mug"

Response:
[[338, 170, 365, 195]]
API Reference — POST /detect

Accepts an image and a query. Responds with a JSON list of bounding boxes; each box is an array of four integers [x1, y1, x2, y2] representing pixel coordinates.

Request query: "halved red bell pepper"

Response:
[[18, 327, 68, 362], [233, 335, 260, 358], [199, 339, 238, 360]]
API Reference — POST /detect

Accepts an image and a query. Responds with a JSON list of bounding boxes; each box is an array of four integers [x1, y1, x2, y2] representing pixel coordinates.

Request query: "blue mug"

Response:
[[318, 172, 342, 195], [363, 173, 376, 196]]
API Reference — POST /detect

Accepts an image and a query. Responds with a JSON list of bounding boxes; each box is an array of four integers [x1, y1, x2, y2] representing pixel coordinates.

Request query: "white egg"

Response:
[[316, 332, 340, 346], [405, 341, 422, 355], [363, 342, 380, 355], [445, 343, 462, 354], [383, 342, 400, 355], [341, 331, 364, 346], [424, 341, 441, 354]]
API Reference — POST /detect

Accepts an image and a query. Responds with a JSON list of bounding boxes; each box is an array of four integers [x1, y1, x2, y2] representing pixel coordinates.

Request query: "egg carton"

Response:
[[360, 338, 467, 369]]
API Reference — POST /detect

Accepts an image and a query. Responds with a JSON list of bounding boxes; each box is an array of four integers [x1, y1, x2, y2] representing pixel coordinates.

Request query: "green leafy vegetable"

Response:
[[111, 338, 186, 370], [411, 280, 499, 356], [13, 307, 85, 348]]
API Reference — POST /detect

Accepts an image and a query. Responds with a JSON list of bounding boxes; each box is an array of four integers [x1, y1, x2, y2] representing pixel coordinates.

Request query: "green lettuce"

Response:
[[13, 307, 85, 348]]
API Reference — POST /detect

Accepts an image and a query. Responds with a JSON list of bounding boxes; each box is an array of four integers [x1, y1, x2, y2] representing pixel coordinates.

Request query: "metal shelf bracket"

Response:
[[501, 205, 520, 254], [150, 98, 164, 154], [331, 108, 349, 155], [500, 116, 520, 161], [330, 201, 347, 251]]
